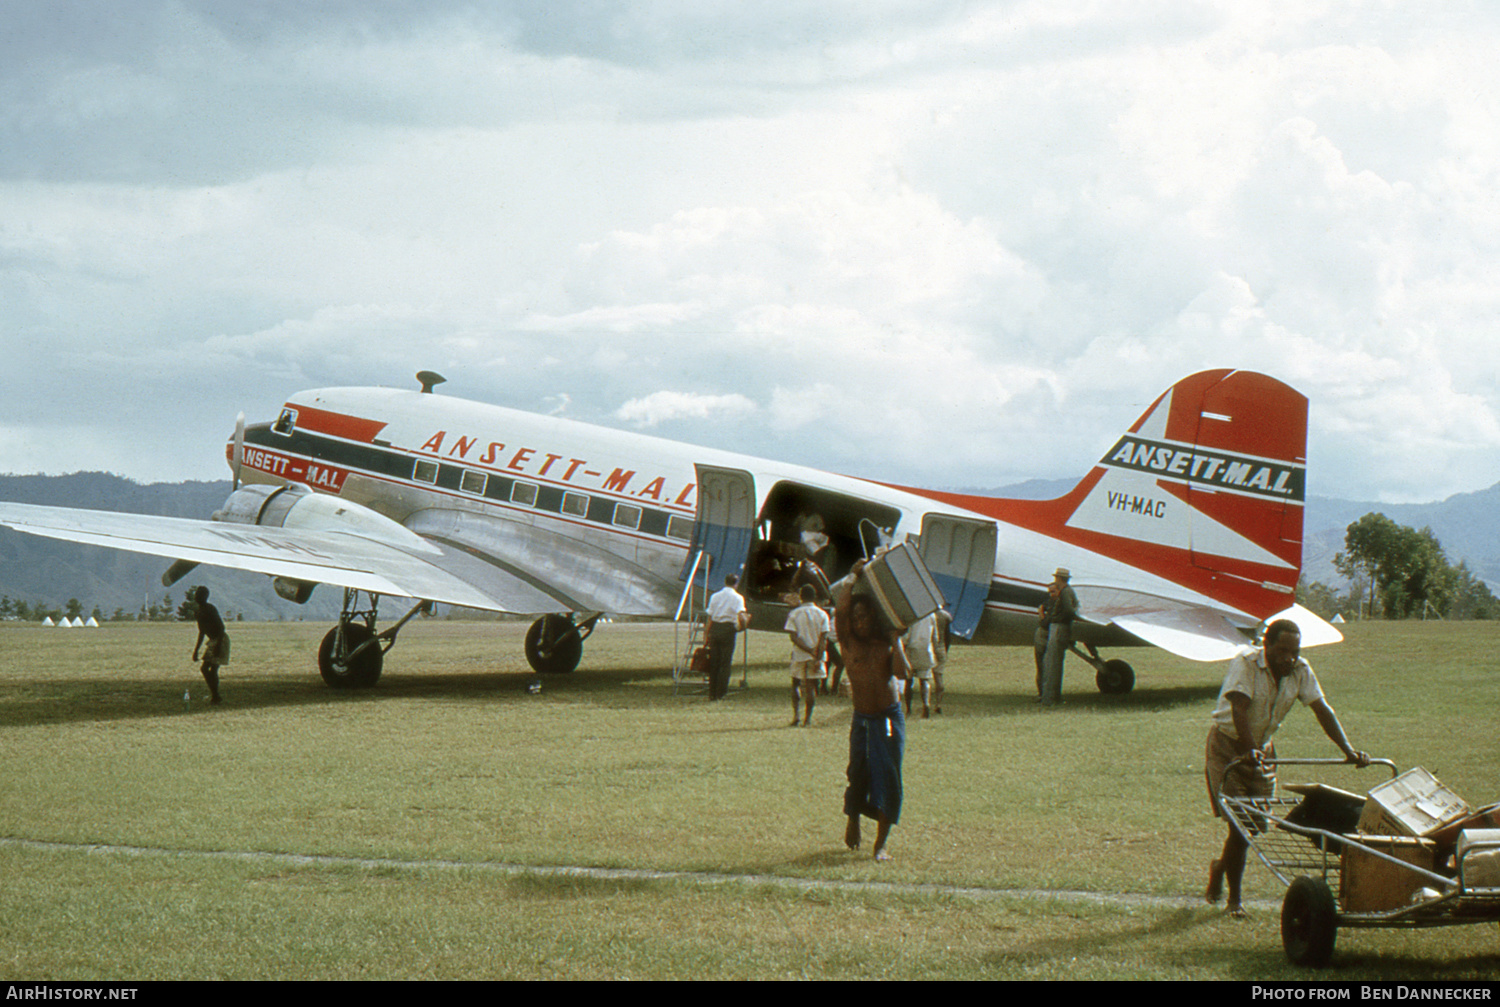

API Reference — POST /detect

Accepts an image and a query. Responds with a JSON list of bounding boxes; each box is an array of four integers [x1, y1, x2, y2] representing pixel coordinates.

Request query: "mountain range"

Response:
[[952, 478, 1500, 591], [2, 472, 1495, 621], [0, 473, 338, 622]]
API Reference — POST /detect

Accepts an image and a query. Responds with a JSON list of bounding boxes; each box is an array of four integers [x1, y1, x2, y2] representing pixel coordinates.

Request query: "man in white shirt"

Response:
[[1204, 618, 1368, 917], [705, 574, 749, 700], [784, 584, 830, 726]]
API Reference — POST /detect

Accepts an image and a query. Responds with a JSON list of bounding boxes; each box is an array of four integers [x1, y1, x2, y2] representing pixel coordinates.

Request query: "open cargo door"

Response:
[[917, 514, 998, 640]]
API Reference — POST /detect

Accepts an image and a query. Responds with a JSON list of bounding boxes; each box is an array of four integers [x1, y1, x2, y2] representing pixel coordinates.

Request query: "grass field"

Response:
[[0, 617, 1495, 980]]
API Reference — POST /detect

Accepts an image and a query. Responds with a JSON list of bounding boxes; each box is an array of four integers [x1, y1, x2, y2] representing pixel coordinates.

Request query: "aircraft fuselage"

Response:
[[235, 384, 1265, 652]]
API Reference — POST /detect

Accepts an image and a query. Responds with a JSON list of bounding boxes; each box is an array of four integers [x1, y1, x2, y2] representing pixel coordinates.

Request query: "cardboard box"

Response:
[[1340, 836, 1438, 912], [1358, 767, 1469, 838], [857, 542, 943, 634]]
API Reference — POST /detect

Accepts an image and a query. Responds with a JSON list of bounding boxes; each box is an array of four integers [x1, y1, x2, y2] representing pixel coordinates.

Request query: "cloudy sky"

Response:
[[3, 0, 1499, 504]]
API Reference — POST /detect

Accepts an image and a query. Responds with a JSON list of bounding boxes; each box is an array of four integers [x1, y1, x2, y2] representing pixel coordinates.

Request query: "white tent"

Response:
[[42, 616, 55, 626]]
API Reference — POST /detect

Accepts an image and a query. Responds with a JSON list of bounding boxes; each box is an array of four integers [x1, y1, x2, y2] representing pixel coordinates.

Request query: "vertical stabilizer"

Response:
[[1062, 369, 1306, 615]]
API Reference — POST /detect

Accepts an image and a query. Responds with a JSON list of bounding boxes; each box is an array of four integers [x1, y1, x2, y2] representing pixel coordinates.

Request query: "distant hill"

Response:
[[1302, 484, 1500, 589], [0, 473, 339, 622], [948, 478, 1500, 589], [3, 471, 1494, 621]]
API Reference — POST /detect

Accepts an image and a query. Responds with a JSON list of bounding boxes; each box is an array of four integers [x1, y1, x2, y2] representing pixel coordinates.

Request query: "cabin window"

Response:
[[666, 515, 693, 541], [272, 408, 297, 436], [413, 460, 439, 484], [460, 470, 487, 495], [510, 481, 538, 507], [562, 491, 589, 517], [613, 504, 642, 530]]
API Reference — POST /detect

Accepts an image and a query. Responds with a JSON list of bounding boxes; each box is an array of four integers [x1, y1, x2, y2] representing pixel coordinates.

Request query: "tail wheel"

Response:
[[318, 623, 383, 689], [1095, 659, 1135, 694], [1282, 876, 1338, 968], [525, 614, 582, 674]]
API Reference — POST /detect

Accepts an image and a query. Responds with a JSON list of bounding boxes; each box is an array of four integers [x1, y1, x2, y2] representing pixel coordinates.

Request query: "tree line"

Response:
[[0, 588, 239, 624], [1301, 513, 1498, 620]]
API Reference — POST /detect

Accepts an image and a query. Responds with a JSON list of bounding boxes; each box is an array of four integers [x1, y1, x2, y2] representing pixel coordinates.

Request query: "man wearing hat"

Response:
[[1040, 567, 1078, 706]]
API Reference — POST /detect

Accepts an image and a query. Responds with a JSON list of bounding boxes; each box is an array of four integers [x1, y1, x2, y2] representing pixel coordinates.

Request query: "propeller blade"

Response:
[[232, 411, 245, 491], [162, 558, 199, 587]]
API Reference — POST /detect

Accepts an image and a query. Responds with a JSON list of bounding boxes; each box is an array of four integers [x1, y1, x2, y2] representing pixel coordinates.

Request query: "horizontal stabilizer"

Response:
[[1080, 590, 1341, 663], [1110, 610, 1250, 662], [1262, 602, 1344, 648]]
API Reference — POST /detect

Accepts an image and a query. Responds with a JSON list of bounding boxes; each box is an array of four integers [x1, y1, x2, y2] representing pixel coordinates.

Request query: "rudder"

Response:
[[1063, 369, 1307, 614]]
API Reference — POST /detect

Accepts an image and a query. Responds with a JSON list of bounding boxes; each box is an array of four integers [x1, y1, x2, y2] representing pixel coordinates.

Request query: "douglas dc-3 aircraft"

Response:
[[0, 368, 1339, 691]]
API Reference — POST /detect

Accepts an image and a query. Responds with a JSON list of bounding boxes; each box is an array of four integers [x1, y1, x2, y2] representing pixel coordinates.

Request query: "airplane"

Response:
[[0, 367, 1340, 691]]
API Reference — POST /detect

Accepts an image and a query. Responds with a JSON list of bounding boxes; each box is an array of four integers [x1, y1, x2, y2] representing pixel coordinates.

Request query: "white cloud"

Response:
[[615, 390, 757, 427], [3, 2, 1500, 502]]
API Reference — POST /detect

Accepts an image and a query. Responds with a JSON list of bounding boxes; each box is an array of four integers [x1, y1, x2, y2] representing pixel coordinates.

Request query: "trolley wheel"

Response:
[[1282, 876, 1338, 968]]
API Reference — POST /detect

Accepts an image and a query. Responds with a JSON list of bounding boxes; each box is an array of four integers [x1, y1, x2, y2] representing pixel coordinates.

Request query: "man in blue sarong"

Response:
[[834, 559, 911, 861]]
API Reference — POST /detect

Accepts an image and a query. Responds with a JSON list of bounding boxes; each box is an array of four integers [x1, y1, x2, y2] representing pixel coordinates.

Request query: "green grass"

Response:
[[0, 618, 1495, 979]]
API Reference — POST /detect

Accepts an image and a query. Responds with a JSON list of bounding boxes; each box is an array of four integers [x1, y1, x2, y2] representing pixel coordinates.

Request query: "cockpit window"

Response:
[[272, 408, 297, 436]]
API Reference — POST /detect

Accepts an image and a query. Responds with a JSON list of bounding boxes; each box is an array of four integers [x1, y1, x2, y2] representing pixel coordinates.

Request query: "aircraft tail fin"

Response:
[[889, 369, 1318, 634], [1053, 368, 1308, 619]]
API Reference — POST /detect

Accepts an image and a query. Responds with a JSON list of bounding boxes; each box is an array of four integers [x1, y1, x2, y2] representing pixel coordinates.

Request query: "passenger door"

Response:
[[682, 465, 757, 591], [917, 514, 998, 640]]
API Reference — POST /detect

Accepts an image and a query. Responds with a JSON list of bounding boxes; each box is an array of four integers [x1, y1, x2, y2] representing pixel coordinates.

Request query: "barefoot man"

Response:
[[835, 559, 912, 861], [190, 586, 229, 705]]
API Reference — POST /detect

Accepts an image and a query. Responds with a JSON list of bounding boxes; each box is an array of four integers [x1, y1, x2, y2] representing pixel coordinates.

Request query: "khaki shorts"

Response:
[[1204, 726, 1272, 818], [202, 635, 231, 665], [790, 659, 825, 681]]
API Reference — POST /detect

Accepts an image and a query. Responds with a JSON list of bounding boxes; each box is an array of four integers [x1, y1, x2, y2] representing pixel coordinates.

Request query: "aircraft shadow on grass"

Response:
[[0, 654, 1221, 728], [0, 667, 631, 729]]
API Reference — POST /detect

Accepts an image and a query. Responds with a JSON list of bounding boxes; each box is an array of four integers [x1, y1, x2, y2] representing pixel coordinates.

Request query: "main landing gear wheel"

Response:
[[1095, 658, 1135, 694], [1281, 876, 1338, 968], [319, 623, 383, 689], [525, 614, 582, 675]]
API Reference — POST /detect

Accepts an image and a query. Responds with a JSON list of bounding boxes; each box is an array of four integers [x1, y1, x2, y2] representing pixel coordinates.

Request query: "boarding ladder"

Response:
[[671, 549, 751, 696], [672, 548, 711, 695]]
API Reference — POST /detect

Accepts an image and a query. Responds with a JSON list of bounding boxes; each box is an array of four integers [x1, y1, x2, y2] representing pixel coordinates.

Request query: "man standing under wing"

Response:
[[190, 586, 229, 705], [1204, 618, 1368, 917], [1039, 567, 1076, 706], [835, 559, 911, 861]]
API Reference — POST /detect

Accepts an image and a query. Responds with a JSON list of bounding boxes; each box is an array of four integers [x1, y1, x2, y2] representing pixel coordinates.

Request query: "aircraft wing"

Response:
[[1076, 587, 1342, 662], [0, 502, 533, 612]]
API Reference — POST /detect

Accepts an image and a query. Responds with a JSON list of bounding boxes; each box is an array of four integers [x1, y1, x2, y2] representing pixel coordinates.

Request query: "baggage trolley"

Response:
[[1217, 756, 1500, 968]]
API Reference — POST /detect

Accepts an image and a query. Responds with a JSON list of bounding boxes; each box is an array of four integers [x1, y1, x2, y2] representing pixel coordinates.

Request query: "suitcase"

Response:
[[857, 541, 944, 634]]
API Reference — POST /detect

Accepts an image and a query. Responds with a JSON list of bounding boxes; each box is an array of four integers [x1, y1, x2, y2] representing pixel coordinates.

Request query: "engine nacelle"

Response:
[[210, 484, 433, 603], [273, 577, 317, 604], [214, 484, 424, 544]]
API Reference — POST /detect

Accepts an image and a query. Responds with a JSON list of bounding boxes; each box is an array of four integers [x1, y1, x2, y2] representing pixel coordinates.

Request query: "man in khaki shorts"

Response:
[[784, 585, 830, 726], [1204, 618, 1368, 916]]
